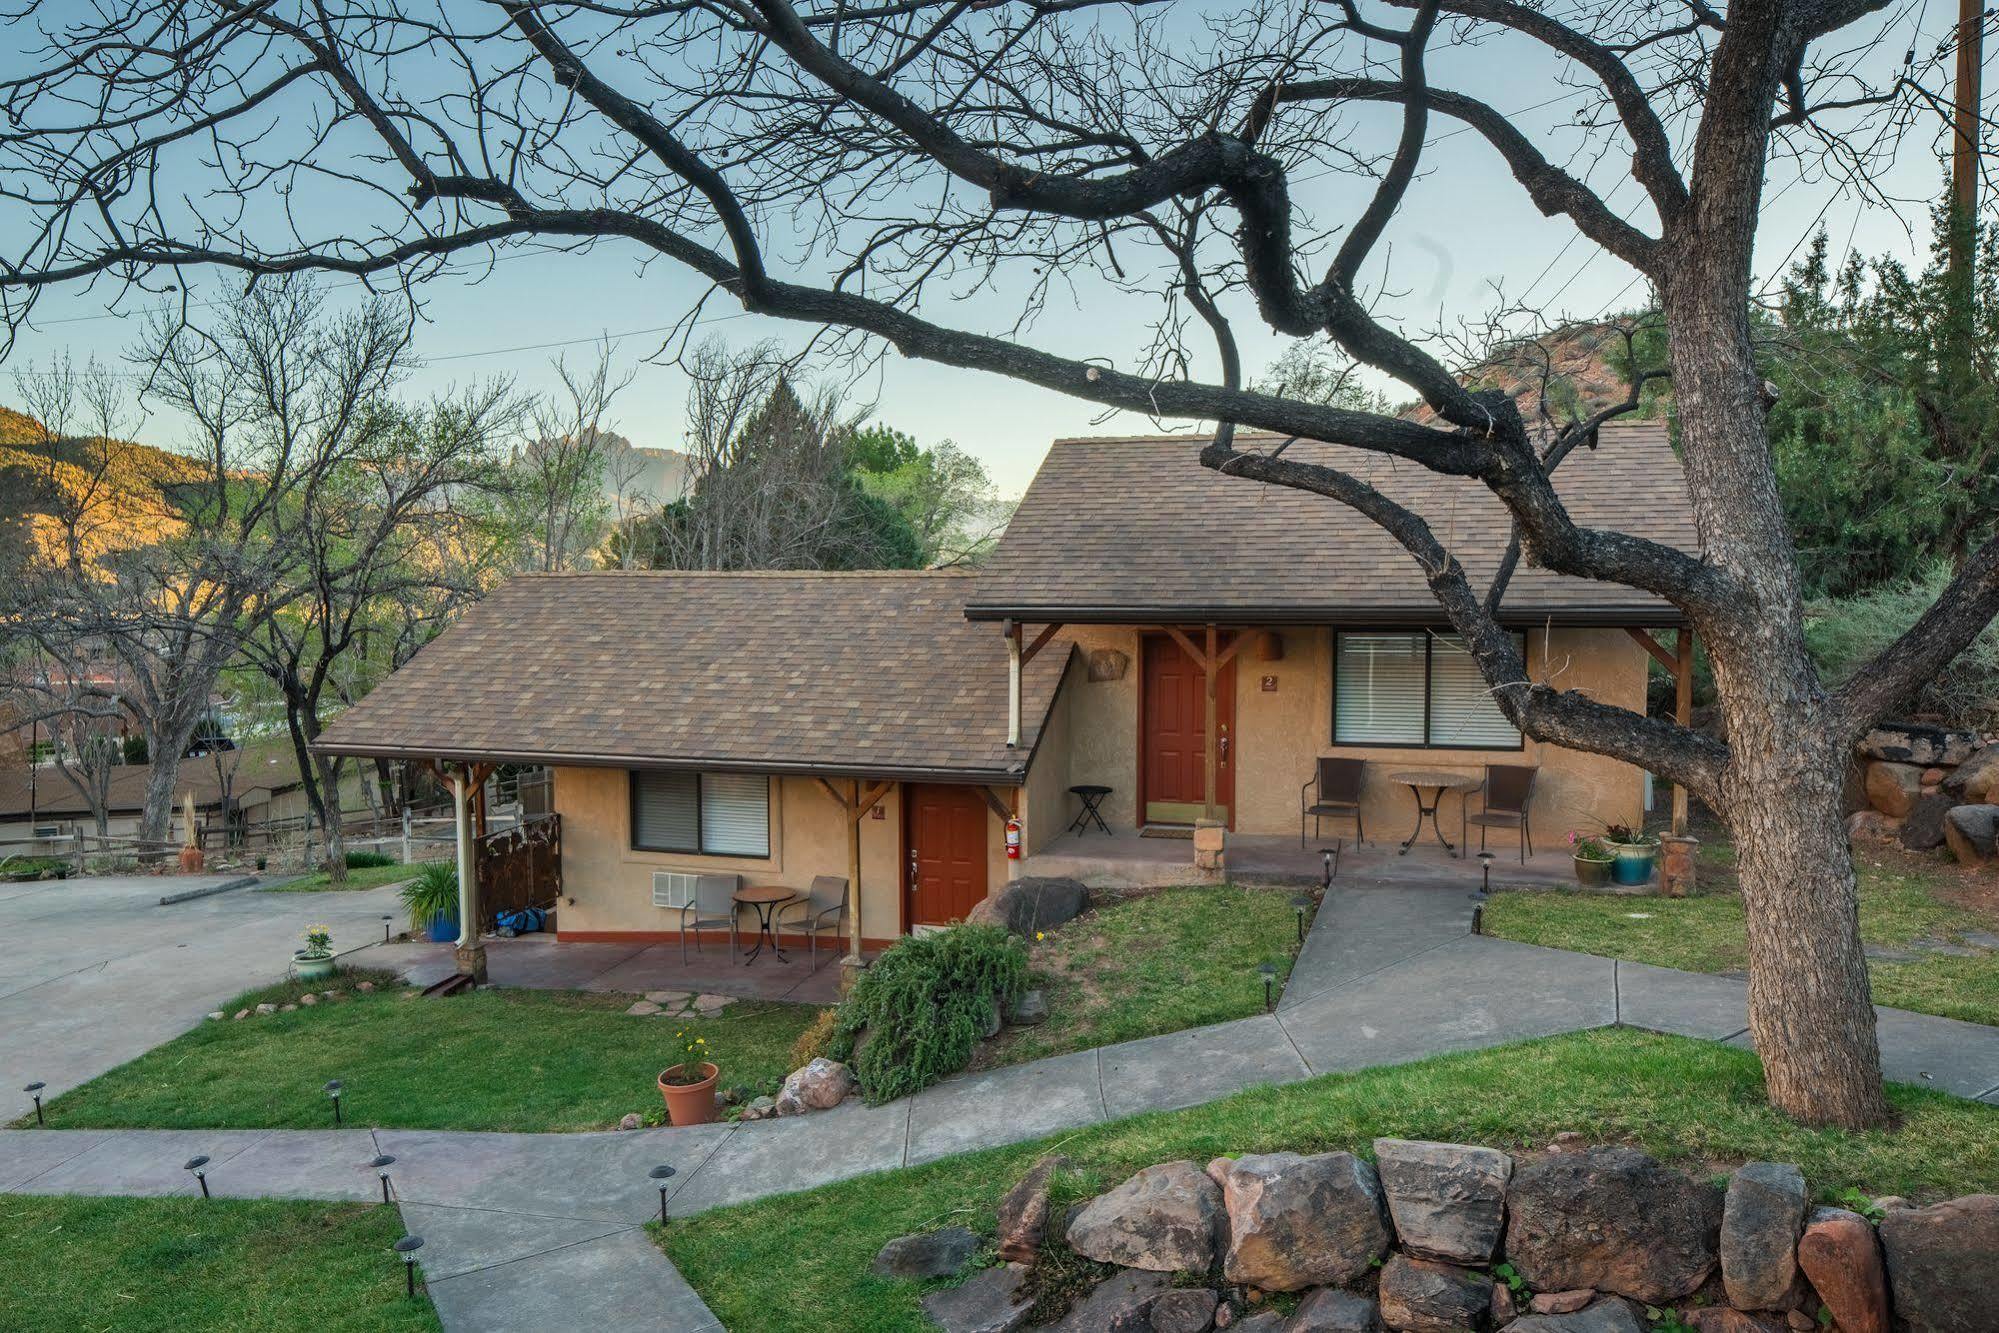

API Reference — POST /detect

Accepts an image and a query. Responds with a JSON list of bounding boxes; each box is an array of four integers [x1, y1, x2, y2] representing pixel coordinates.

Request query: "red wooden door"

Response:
[[907, 784, 990, 926], [1140, 633, 1235, 825]]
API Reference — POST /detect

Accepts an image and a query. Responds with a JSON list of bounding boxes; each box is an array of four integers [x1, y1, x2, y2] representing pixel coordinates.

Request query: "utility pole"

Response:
[[1949, 0, 1984, 318]]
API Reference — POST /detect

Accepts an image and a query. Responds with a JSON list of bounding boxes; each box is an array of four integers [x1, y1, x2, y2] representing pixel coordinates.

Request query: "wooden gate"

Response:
[[474, 812, 562, 931]]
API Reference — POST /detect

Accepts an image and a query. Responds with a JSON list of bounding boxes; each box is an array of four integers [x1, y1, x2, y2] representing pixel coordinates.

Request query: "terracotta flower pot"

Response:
[[178, 844, 206, 874], [658, 1062, 720, 1126]]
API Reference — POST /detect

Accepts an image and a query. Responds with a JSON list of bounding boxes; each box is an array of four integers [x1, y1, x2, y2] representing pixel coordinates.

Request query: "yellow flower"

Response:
[[1034, 931, 1044, 941]]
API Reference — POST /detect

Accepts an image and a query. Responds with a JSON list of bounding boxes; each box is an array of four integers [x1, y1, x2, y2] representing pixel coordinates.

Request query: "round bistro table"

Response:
[[735, 884, 798, 964], [1386, 770, 1483, 857]]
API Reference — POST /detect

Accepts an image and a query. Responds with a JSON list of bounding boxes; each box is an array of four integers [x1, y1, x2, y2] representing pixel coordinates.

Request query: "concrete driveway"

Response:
[[0, 873, 408, 1122]]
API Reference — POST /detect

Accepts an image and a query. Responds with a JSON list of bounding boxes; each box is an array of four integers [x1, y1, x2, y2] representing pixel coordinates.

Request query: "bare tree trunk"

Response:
[[314, 751, 349, 881], [1665, 210, 1892, 1125]]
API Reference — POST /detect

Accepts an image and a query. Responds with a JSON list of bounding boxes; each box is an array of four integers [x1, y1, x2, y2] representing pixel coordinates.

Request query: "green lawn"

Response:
[[259, 862, 421, 893], [660, 1028, 1999, 1333], [0, 1194, 439, 1332], [1485, 841, 1999, 1025], [33, 968, 819, 1132], [973, 883, 1310, 1070]]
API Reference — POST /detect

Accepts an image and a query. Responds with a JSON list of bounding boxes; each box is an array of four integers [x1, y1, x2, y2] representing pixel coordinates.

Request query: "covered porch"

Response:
[[1023, 826, 1585, 890], [360, 930, 863, 1005]]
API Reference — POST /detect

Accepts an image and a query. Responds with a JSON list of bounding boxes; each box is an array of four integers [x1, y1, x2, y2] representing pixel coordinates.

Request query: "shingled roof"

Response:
[[313, 570, 1066, 783], [967, 421, 1696, 625]]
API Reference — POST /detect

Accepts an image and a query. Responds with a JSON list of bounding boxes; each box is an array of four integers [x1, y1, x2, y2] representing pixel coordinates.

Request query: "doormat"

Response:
[[1139, 826, 1194, 840]]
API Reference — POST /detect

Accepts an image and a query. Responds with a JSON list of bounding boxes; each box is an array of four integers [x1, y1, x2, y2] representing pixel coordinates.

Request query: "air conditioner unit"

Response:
[[652, 871, 698, 910]]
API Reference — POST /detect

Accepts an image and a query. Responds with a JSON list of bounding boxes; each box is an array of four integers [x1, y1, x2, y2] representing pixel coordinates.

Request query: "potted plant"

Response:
[[1603, 824, 1661, 886], [1567, 832, 1616, 887], [295, 923, 337, 982], [401, 862, 461, 943], [658, 1030, 719, 1126]]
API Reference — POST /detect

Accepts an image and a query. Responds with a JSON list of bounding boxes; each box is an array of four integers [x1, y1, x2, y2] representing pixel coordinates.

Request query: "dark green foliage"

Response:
[[1763, 207, 1999, 596], [343, 849, 396, 869], [122, 733, 148, 764], [830, 924, 1028, 1102]]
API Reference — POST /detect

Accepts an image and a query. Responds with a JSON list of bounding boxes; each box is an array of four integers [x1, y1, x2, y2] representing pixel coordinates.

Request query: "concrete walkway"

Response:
[[9, 879, 1999, 1330]]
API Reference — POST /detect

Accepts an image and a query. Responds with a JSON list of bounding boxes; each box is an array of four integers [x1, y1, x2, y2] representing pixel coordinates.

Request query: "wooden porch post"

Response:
[[1674, 626, 1695, 835], [847, 778, 864, 965], [1202, 623, 1219, 821], [1005, 620, 1022, 749]]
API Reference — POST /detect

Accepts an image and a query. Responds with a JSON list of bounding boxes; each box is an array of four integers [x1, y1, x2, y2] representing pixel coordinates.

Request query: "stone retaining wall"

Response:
[[914, 1136, 1998, 1333], [1848, 723, 1999, 868]]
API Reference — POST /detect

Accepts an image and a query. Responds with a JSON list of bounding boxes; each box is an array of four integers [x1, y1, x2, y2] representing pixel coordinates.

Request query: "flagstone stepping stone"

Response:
[[645, 990, 693, 1005], [625, 1000, 663, 1016]]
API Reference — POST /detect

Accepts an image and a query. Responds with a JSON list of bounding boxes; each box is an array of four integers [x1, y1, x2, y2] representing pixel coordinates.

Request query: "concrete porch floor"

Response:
[[356, 931, 859, 1005], [1024, 825, 1583, 890]]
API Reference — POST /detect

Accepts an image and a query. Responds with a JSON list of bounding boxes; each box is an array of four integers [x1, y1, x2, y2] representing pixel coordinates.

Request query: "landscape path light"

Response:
[[370, 1154, 396, 1204], [649, 1164, 678, 1225], [184, 1155, 211, 1199], [1291, 894, 1312, 945], [1258, 961, 1278, 1013], [23, 1081, 44, 1126], [325, 1079, 344, 1126], [394, 1235, 425, 1298]]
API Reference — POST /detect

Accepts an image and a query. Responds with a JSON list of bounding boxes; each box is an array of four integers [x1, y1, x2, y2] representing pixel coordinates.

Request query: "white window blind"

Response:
[[700, 773, 771, 857], [1427, 634, 1522, 747], [1333, 631, 1525, 748], [632, 771, 699, 850], [1334, 633, 1426, 744], [631, 771, 770, 856]]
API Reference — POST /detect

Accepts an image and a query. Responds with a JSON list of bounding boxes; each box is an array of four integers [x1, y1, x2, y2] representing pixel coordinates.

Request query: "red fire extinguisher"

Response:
[[1005, 818, 1022, 860]]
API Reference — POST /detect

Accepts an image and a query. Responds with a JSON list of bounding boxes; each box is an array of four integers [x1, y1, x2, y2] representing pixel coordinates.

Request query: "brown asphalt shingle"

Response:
[[313, 571, 1065, 780], [968, 422, 1697, 623]]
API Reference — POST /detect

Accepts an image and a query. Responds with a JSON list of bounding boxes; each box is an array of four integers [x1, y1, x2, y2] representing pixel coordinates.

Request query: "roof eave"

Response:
[[310, 740, 1031, 787], [962, 602, 1687, 628]]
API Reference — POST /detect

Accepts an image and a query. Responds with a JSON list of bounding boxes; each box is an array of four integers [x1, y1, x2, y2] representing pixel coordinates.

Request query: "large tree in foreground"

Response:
[[1, 0, 1993, 1127]]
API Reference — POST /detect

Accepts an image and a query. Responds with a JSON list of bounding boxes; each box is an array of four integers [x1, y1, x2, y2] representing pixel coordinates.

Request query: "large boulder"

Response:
[[966, 876, 1088, 937], [1860, 723, 1979, 767], [871, 1226, 978, 1280], [1503, 1147, 1721, 1304], [1066, 1161, 1224, 1273], [1042, 1268, 1173, 1332], [1847, 810, 1904, 844], [1504, 1299, 1647, 1333], [1214, 1151, 1390, 1291], [1944, 745, 1999, 802], [774, 1057, 856, 1115], [1864, 761, 1923, 817], [1877, 1194, 1999, 1332], [1899, 793, 1956, 852], [1796, 1206, 1889, 1333], [920, 1263, 1031, 1333], [1720, 1162, 1807, 1310], [1374, 1138, 1512, 1265], [1148, 1288, 1220, 1333], [1289, 1289, 1385, 1332], [1375, 1255, 1493, 1333], [1943, 805, 1999, 867]]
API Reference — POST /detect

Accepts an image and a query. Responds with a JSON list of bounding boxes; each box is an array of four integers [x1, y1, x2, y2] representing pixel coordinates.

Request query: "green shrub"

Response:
[[399, 862, 458, 931], [343, 850, 396, 869], [1807, 561, 1999, 727], [830, 924, 1027, 1103]]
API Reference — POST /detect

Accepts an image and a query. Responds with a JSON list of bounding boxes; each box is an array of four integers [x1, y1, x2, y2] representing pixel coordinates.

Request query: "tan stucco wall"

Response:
[[1049, 625, 1649, 841], [552, 765, 1016, 942]]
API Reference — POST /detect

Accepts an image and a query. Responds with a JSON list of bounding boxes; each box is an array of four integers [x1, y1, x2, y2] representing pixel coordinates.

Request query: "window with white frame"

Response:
[[630, 770, 771, 857], [1333, 631, 1525, 749]]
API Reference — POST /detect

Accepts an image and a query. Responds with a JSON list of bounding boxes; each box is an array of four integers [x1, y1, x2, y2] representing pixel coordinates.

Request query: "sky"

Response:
[[1, 0, 1980, 497]]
